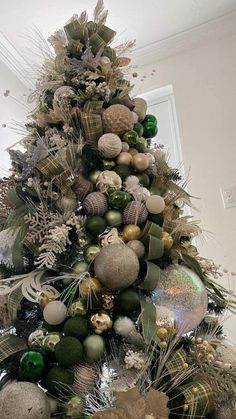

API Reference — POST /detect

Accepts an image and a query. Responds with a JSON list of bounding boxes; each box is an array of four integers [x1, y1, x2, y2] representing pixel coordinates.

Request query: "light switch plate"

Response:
[[220, 185, 236, 208]]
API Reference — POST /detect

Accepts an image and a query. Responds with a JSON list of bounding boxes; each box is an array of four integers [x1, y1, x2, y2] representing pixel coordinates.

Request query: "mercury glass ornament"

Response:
[[98, 133, 122, 158], [19, 351, 45, 381], [151, 265, 208, 332], [69, 299, 87, 317], [83, 192, 108, 216], [123, 201, 148, 225], [84, 244, 101, 263], [64, 395, 84, 418], [90, 312, 113, 334], [122, 130, 139, 147], [102, 104, 134, 135], [42, 332, 61, 352], [54, 86, 75, 106]]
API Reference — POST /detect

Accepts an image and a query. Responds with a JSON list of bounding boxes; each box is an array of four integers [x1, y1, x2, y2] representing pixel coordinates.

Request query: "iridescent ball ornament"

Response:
[[151, 265, 208, 332]]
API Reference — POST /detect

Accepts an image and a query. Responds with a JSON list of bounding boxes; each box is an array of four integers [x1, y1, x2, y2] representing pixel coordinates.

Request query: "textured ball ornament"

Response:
[[85, 215, 107, 236], [105, 210, 123, 227], [45, 366, 74, 396], [98, 133, 122, 158], [132, 153, 150, 171], [64, 317, 89, 340], [146, 195, 165, 214], [83, 192, 108, 216], [0, 381, 51, 419], [123, 201, 148, 225], [43, 301, 67, 325], [55, 336, 83, 367], [72, 175, 93, 200], [94, 243, 139, 289], [69, 298, 87, 317], [84, 244, 101, 262], [116, 151, 132, 166], [151, 265, 208, 333], [90, 312, 113, 334], [83, 335, 105, 362], [126, 240, 145, 258], [42, 332, 61, 352], [74, 364, 98, 395], [122, 224, 141, 241], [96, 170, 122, 194], [64, 395, 84, 418], [102, 104, 134, 135], [19, 351, 45, 381]]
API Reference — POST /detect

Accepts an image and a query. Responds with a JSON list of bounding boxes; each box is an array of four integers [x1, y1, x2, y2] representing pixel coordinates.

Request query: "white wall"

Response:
[[133, 32, 236, 340]]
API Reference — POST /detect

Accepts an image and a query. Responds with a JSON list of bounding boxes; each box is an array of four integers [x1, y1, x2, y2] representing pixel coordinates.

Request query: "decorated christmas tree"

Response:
[[0, 2, 235, 418]]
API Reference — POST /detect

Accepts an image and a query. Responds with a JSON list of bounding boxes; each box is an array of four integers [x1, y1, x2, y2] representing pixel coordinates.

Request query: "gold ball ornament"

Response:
[[129, 148, 139, 157], [132, 153, 150, 171], [162, 231, 174, 250], [102, 104, 134, 136], [122, 224, 141, 242], [156, 327, 169, 341], [90, 312, 113, 334], [79, 277, 103, 298], [159, 341, 168, 349], [69, 299, 87, 317], [39, 293, 56, 310], [116, 151, 132, 166], [98, 133, 122, 158], [146, 195, 165, 214]]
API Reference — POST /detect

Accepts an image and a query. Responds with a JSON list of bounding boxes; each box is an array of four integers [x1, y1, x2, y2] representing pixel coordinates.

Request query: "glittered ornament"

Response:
[[98, 133, 122, 158], [123, 201, 148, 225], [19, 351, 45, 381], [85, 215, 107, 236], [96, 170, 122, 194], [102, 104, 134, 135], [64, 395, 84, 418], [133, 98, 147, 121], [79, 277, 103, 298], [0, 382, 51, 419], [116, 151, 132, 166], [84, 244, 101, 262], [55, 336, 83, 367], [83, 191, 108, 216], [83, 335, 105, 362], [123, 224, 141, 242], [64, 317, 89, 340], [72, 175, 93, 200], [132, 153, 150, 171], [105, 210, 123, 227], [94, 243, 139, 289], [151, 265, 208, 332], [42, 332, 61, 352], [126, 240, 145, 258], [143, 121, 158, 139], [74, 364, 98, 395], [46, 366, 74, 396], [108, 190, 132, 210], [90, 312, 113, 334], [43, 301, 67, 325], [102, 292, 114, 310], [69, 298, 87, 317], [122, 130, 139, 147], [146, 194, 165, 214]]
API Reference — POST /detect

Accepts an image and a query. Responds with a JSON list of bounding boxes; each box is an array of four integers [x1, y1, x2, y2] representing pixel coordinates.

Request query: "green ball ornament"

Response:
[[84, 244, 101, 263], [85, 216, 107, 236], [113, 164, 133, 180], [102, 159, 116, 170], [64, 395, 84, 418], [135, 137, 148, 152], [122, 130, 139, 146], [55, 336, 83, 367], [69, 299, 87, 317], [45, 366, 74, 396], [105, 210, 123, 227], [72, 261, 89, 275], [136, 173, 150, 187], [117, 289, 141, 314], [133, 122, 144, 137], [143, 114, 157, 125], [42, 332, 61, 352], [88, 170, 102, 184], [64, 317, 89, 341], [108, 190, 132, 210], [83, 335, 105, 363], [143, 121, 158, 139], [107, 98, 123, 106], [19, 351, 45, 381]]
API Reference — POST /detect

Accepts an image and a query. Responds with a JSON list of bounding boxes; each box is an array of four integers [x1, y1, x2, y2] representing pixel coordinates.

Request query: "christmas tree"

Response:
[[0, 2, 235, 418]]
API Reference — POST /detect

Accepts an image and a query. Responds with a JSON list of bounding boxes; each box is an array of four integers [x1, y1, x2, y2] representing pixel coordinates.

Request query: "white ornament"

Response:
[[100, 228, 123, 247], [96, 170, 122, 194], [43, 300, 67, 325], [146, 194, 165, 214], [98, 133, 122, 158], [131, 111, 139, 123]]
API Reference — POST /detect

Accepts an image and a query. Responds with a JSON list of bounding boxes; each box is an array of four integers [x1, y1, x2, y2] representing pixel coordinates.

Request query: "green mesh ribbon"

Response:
[[0, 334, 27, 363], [80, 100, 104, 143]]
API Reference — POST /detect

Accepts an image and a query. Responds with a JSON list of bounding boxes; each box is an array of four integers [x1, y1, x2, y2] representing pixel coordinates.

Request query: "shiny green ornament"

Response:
[[46, 366, 74, 396], [64, 317, 89, 340], [19, 351, 45, 381], [117, 289, 141, 314], [143, 114, 157, 125], [55, 336, 83, 367], [102, 159, 116, 170], [72, 261, 89, 275], [143, 121, 158, 139], [85, 216, 107, 236], [69, 298, 87, 317], [108, 190, 132, 210], [42, 332, 61, 352], [83, 335, 105, 363], [137, 173, 150, 187], [105, 210, 123, 227], [84, 244, 101, 263], [64, 395, 84, 418], [113, 165, 133, 180], [122, 130, 139, 146], [133, 122, 144, 137], [88, 170, 102, 184], [135, 137, 148, 152]]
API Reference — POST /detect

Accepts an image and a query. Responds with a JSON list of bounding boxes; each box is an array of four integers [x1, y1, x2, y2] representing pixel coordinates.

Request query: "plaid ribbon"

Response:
[[36, 157, 73, 194], [80, 100, 104, 143], [165, 348, 188, 379], [0, 334, 27, 363], [178, 380, 215, 416]]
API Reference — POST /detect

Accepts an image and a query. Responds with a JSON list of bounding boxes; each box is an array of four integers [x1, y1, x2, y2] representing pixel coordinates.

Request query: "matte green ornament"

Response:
[[135, 137, 148, 152], [107, 98, 123, 107], [88, 170, 102, 184], [69, 298, 87, 317], [108, 190, 132, 210], [64, 317, 89, 341], [64, 395, 84, 418], [143, 114, 157, 125], [19, 351, 45, 381], [55, 336, 83, 367], [45, 366, 74, 396], [102, 159, 116, 170], [122, 130, 139, 146], [72, 261, 89, 275], [113, 165, 133, 180], [83, 335, 105, 363], [105, 210, 123, 227], [85, 216, 107, 236], [42, 332, 61, 352], [137, 173, 150, 187], [84, 244, 101, 263], [143, 122, 158, 139], [133, 122, 144, 137], [117, 289, 141, 314]]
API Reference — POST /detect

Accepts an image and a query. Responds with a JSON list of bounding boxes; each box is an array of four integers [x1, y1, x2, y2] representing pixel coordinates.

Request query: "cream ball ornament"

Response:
[[98, 133, 122, 158], [146, 194, 165, 214], [133, 98, 148, 122], [102, 104, 134, 135], [132, 153, 150, 171], [116, 151, 132, 166], [94, 243, 139, 289], [43, 300, 67, 325]]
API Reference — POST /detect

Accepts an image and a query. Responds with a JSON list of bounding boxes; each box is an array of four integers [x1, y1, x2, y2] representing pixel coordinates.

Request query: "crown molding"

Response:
[[132, 11, 236, 66]]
